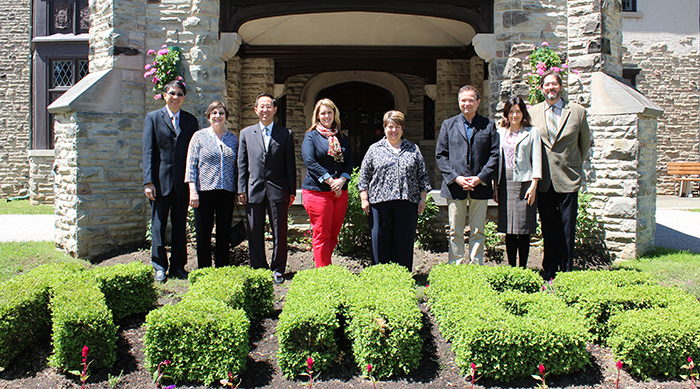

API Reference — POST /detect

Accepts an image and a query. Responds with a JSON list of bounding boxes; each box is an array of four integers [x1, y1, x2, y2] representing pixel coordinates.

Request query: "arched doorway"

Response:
[[317, 82, 394, 166]]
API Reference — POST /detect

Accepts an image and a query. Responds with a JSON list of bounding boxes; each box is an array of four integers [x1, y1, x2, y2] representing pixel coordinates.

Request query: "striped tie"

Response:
[[546, 106, 558, 143]]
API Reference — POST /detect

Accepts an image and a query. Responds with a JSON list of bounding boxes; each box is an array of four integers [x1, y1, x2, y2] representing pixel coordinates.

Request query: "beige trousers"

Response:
[[447, 196, 487, 265]]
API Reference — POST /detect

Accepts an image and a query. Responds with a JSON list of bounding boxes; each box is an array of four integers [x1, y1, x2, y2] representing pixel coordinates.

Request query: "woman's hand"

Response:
[[524, 180, 539, 206], [329, 177, 344, 192], [418, 199, 426, 214], [188, 183, 199, 208], [360, 190, 370, 215]]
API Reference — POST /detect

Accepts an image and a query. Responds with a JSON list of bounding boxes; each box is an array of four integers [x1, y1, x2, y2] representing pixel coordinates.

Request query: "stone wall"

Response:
[[28, 150, 55, 205], [0, 0, 31, 198], [624, 43, 700, 194]]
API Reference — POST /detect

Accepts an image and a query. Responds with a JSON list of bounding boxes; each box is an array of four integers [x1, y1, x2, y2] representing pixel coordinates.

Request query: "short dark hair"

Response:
[[500, 96, 532, 128], [458, 85, 480, 101], [255, 93, 277, 107], [164, 80, 187, 96], [205, 101, 229, 120], [539, 70, 563, 87]]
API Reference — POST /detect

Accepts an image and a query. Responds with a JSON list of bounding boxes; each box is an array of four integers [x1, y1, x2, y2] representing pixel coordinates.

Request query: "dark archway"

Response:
[[317, 82, 394, 167]]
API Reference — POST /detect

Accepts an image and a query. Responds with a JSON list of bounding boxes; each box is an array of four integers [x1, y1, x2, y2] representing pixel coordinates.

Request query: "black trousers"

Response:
[[193, 189, 235, 268], [505, 234, 530, 267], [246, 196, 288, 275], [537, 187, 578, 274], [369, 200, 418, 271], [150, 191, 189, 273]]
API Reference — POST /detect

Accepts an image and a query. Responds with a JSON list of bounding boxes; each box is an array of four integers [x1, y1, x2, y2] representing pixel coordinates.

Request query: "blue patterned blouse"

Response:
[[358, 138, 432, 204], [185, 128, 238, 192]]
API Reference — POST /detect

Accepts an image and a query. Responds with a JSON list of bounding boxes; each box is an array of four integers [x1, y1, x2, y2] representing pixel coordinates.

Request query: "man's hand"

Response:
[[464, 176, 483, 190], [455, 176, 470, 191], [238, 193, 247, 205], [144, 183, 156, 201]]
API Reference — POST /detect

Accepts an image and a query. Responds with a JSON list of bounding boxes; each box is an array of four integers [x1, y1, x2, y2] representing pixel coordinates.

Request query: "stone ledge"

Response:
[[48, 69, 122, 114]]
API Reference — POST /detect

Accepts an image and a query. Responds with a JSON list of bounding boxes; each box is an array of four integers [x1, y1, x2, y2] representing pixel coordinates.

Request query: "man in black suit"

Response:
[[436, 85, 499, 265], [143, 80, 199, 282], [238, 93, 297, 284]]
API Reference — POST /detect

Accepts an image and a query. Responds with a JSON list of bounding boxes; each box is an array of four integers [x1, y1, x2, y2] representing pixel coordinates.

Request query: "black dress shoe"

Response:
[[172, 268, 189, 280], [155, 270, 166, 283], [273, 273, 284, 285]]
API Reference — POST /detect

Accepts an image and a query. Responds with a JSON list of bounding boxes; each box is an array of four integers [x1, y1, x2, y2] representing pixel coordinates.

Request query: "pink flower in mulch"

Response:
[[307, 356, 314, 371], [539, 363, 545, 376], [617, 360, 623, 370], [367, 363, 372, 374], [82, 345, 89, 358]]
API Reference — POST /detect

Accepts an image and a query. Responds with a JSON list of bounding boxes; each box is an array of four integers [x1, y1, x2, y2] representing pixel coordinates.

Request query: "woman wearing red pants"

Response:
[[301, 98, 354, 267]]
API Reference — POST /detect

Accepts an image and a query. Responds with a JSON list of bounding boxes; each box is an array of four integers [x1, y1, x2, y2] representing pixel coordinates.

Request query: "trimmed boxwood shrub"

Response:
[[0, 262, 87, 369], [347, 263, 422, 379], [428, 264, 589, 382], [143, 299, 250, 384], [277, 265, 355, 378], [91, 261, 157, 322], [48, 272, 117, 371], [608, 305, 700, 380], [554, 270, 698, 343], [188, 266, 273, 320]]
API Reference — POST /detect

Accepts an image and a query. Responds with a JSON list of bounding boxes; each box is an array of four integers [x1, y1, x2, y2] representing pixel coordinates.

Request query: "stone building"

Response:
[[0, 0, 668, 260], [621, 0, 700, 195]]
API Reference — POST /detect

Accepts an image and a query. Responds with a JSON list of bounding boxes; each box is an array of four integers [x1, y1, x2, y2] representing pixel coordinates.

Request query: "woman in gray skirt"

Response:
[[494, 96, 542, 267]]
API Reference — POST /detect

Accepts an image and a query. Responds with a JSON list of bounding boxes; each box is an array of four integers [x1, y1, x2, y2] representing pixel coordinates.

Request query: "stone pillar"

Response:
[[27, 150, 55, 205], [0, 0, 31, 198], [239, 58, 275, 128], [587, 73, 661, 258], [567, 0, 623, 106], [51, 0, 223, 259]]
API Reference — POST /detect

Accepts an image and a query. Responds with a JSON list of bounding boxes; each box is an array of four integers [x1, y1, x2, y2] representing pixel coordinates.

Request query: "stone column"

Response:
[[50, 0, 223, 259]]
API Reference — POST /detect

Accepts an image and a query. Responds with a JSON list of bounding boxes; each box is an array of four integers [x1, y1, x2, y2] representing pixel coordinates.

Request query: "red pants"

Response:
[[302, 189, 348, 268]]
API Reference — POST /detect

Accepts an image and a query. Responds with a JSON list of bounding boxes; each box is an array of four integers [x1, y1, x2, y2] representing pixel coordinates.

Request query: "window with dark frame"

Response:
[[33, 0, 90, 149], [622, 0, 636, 12]]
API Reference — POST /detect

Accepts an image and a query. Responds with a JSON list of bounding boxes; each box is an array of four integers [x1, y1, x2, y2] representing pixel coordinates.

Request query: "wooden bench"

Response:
[[667, 162, 700, 196]]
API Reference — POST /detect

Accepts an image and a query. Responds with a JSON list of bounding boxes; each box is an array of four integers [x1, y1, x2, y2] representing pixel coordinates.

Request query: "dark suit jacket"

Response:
[[436, 112, 499, 200], [143, 107, 199, 197], [529, 99, 591, 193], [238, 122, 297, 204]]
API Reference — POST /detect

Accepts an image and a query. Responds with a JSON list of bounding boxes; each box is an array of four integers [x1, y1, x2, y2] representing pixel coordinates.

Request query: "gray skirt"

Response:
[[497, 167, 537, 234]]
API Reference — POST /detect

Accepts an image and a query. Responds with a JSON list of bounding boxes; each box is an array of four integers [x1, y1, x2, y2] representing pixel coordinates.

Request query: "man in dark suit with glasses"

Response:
[[143, 80, 199, 282]]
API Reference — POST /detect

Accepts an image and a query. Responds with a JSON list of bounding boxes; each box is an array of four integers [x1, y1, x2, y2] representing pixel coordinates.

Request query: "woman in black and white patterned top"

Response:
[[185, 101, 238, 269], [358, 110, 432, 271]]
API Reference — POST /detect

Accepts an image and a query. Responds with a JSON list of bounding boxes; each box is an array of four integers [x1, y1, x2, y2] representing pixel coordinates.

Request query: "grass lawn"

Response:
[[0, 241, 86, 283], [0, 199, 53, 215], [614, 247, 700, 300]]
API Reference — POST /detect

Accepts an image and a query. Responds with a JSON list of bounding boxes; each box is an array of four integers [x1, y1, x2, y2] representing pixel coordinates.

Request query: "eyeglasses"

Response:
[[167, 91, 184, 97]]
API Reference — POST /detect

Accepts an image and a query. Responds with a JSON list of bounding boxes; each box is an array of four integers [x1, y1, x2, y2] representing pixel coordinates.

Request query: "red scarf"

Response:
[[315, 123, 344, 163]]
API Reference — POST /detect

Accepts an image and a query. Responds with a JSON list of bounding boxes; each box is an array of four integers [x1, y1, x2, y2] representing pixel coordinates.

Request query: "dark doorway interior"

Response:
[[317, 82, 394, 167]]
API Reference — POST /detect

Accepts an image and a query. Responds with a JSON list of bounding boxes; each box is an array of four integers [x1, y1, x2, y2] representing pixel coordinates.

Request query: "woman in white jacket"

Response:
[[494, 96, 542, 267]]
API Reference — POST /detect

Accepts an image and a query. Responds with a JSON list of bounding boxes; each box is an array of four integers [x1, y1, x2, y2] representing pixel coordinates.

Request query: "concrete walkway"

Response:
[[0, 196, 699, 253], [0, 214, 55, 242]]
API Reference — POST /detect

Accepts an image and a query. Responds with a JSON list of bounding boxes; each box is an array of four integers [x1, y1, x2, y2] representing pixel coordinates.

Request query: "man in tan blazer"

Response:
[[530, 70, 591, 280]]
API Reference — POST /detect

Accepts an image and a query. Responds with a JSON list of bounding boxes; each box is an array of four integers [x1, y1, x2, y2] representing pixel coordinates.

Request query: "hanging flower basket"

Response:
[[524, 42, 579, 104], [144, 45, 184, 100]]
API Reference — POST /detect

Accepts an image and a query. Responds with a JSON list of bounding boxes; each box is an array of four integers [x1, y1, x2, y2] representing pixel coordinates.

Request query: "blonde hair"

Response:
[[308, 98, 342, 134]]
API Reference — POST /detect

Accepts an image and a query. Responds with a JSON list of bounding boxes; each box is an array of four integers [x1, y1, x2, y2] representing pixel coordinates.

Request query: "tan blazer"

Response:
[[530, 99, 591, 193]]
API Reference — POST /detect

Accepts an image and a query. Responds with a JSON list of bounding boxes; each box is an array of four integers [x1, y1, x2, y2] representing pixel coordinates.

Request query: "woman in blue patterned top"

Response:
[[358, 110, 432, 270], [185, 101, 238, 269]]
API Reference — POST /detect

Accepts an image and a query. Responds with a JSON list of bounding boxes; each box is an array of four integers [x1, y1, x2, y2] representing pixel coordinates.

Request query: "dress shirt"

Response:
[[261, 122, 273, 151], [185, 128, 238, 192], [358, 138, 432, 204]]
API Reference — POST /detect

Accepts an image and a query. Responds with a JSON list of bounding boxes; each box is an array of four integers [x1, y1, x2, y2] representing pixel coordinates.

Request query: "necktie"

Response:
[[172, 115, 180, 136], [264, 126, 270, 151], [546, 106, 558, 143]]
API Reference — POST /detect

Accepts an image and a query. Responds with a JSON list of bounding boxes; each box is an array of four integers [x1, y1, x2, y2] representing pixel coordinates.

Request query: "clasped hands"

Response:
[[326, 177, 345, 198], [455, 176, 482, 191]]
